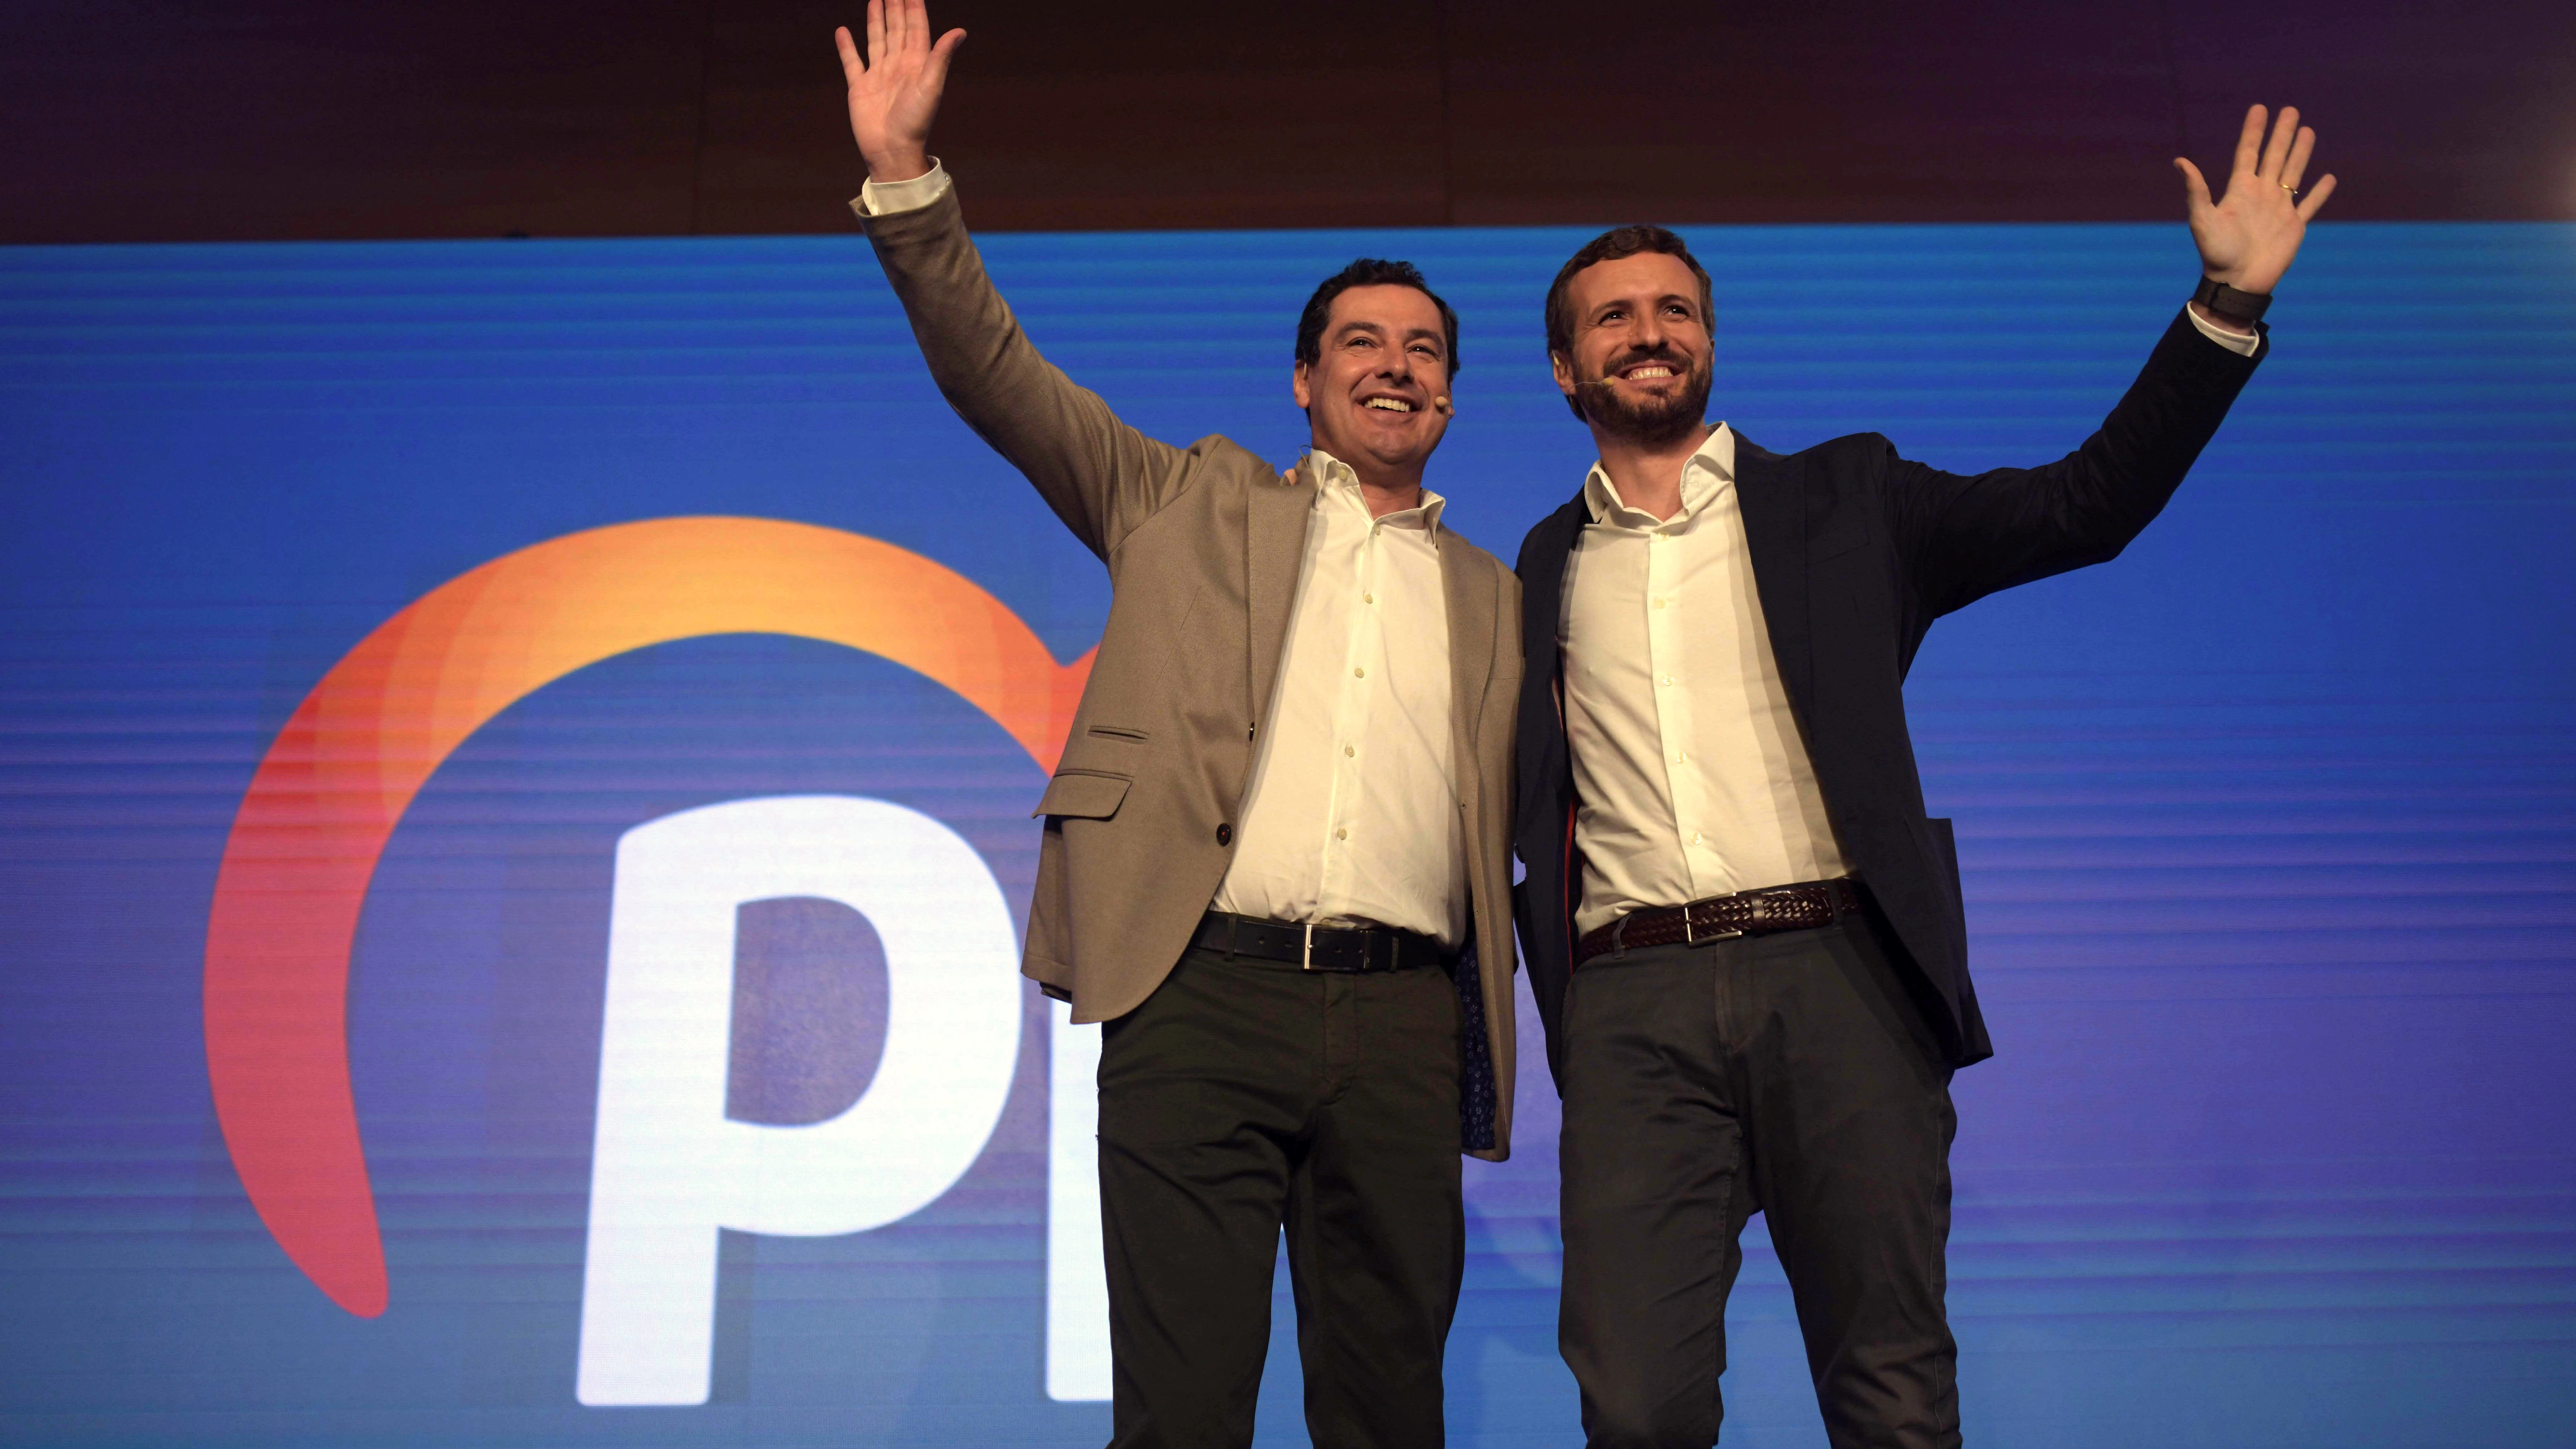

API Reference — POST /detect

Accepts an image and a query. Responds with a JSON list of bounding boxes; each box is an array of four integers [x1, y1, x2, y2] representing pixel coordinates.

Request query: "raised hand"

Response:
[[835, 0, 966, 183], [2175, 104, 2336, 299]]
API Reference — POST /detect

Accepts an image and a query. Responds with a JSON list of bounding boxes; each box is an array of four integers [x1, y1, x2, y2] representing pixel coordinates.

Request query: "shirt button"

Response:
[[1691, 831, 1704, 846], [1363, 593, 1374, 604], [1354, 666, 1366, 678], [1659, 674, 1675, 686], [1216, 823, 1233, 846], [1674, 751, 1687, 764], [1653, 598, 1667, 609], [1335, 827, 1349, 841], [1344, 745, 1355, 757]]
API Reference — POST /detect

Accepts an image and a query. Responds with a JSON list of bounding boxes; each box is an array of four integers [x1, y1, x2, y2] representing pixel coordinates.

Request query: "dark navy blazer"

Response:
[[1511, 308, 2267, 1085]]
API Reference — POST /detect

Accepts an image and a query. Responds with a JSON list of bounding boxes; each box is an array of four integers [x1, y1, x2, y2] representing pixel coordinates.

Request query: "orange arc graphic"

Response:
[[202, 517, 1094, 1316]]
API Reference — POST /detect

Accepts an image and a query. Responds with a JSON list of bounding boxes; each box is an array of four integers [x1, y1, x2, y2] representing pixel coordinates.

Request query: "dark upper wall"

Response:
[[6, 0, 2569, 243]]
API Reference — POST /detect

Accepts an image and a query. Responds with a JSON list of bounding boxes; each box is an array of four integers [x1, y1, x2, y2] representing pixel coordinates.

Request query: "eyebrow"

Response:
[[1593, 294, 1700, 318], [1335, 321, 1447, 353]]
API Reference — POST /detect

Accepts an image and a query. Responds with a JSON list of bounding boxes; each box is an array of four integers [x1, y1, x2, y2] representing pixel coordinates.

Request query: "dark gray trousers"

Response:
[[1098, 945, 1464, 1449], [1558, 918, 1960, 1449]]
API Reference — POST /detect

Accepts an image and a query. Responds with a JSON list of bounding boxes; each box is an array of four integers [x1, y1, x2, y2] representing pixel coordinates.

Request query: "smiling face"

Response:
[[1551, 251, 1715, 447], [1293, 284, 1454, 479]]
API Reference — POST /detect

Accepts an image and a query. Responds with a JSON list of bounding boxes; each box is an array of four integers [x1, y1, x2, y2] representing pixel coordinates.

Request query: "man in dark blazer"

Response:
[[840, 5, 1521, 1447], [1511, 107, 2336, 1447]]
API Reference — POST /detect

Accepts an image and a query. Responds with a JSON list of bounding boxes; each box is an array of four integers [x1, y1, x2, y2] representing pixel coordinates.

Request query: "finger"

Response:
[[865, 0, 885, 66], [2281, 125, 2315, 193], [896, 0, 921, 55], [2233, 104, 2266, 178], [928, 26, 968, 80], [2174, 156, 2213, 213], [835, 24, 863, 82], [2260, 105, 2299, 181], [2295, 172, 2337, 221]]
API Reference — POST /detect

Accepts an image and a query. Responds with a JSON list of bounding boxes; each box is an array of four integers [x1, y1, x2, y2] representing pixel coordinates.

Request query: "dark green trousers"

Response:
[[1559, 918, 1961, 1449], [1098, 944, 1464, 1449]]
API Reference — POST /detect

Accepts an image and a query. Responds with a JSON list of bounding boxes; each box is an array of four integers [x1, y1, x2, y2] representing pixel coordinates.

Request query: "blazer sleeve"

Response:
[[857, 183, 1187, 560], [1887, 306, 2266, 619]]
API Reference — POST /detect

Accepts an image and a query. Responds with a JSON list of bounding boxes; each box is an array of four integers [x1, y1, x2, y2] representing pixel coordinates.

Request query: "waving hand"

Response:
[[836, 0, 965, 183], [2176, 104, 2336, 299]]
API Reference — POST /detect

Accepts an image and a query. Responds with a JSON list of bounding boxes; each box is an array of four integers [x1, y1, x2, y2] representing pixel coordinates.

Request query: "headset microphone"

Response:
[[1433, 396, 1452, 414]]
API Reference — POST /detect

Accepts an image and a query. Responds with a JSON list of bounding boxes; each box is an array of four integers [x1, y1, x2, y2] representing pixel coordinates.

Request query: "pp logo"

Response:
[[202, 519, 1112, 1405]]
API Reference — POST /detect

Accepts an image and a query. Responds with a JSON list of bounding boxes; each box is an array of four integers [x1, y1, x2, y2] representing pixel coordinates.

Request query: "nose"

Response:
[[1631, 306, 1669, 353]]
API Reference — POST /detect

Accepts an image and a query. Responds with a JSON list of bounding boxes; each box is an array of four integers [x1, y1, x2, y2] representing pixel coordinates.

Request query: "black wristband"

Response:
[[2192, 276, 2271, 324]]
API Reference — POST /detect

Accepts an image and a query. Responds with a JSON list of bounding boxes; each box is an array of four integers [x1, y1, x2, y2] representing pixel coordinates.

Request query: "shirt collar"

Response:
[[1581, 422, 1734, 529], [1308, 449, 1446, 534]]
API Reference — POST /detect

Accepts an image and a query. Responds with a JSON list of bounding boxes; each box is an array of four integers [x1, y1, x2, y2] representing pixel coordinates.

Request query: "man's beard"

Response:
[[1581, 350, 1712, 447]]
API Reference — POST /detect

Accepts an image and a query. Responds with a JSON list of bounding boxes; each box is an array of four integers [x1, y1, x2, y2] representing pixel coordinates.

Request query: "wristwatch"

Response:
[[2192, 276, 2271, 324]]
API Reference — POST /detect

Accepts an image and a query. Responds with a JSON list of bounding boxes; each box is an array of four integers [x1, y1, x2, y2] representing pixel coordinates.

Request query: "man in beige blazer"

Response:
[[836, 5, 1520, 1446]]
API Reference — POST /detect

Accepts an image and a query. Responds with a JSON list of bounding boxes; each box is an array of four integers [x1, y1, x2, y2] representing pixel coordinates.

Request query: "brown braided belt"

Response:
[[1575, 877, 1864, 968]]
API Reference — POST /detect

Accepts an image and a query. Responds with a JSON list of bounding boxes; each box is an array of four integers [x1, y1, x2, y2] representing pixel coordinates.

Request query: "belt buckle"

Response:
[[1301, 922, 1316, 971], [1692, 897, 1744, 944]]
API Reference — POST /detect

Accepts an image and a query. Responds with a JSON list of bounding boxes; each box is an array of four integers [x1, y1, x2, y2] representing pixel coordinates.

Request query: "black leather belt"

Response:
[[1576, 878, 1863, 968], [1195, 911, 1448, 974]]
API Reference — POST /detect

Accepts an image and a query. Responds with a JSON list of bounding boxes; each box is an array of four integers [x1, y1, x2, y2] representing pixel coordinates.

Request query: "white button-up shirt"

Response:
[[1214, 452, 1464, 946], [1560, 425, 1848, 936]]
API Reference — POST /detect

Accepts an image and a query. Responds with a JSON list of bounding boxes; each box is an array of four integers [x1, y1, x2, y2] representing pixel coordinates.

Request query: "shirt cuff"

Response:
[[851, 159, 952, 219], [2186, 303, 2262, 357]]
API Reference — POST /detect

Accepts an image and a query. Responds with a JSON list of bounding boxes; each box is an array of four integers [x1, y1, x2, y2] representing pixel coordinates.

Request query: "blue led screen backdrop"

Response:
[[2, 220, 2572, 1447]]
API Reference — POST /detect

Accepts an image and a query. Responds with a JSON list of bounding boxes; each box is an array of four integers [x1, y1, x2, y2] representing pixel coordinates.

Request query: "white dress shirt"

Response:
[[1214, 453, 1464, 946], [1560, 426, 1849, 936]]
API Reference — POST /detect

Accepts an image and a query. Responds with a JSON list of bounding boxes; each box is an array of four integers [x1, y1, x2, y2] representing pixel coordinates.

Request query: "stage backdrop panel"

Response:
[[2, 218, 2570, 1448]]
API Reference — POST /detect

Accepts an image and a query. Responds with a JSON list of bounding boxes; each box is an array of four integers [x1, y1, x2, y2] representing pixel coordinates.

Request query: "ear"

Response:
[[1292, 359, 1313, 411], [1549, 350, 1577, 399]]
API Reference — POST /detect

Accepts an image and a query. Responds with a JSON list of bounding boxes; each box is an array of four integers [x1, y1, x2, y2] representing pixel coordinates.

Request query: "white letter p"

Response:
[[574, 795, 1022, 1406]]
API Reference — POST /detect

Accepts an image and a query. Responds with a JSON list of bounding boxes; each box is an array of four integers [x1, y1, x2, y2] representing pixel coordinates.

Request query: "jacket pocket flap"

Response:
[[1033, 770, 1132, 820]]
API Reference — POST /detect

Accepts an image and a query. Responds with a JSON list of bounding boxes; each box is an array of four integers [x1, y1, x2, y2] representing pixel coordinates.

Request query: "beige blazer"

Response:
[[858, 186, 1521, 1159]]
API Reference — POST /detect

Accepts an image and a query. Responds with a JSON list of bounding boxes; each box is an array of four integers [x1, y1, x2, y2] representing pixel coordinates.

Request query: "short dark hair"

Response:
[[1544, 225, 1714, 418], [1294, 258, 1461, 376]]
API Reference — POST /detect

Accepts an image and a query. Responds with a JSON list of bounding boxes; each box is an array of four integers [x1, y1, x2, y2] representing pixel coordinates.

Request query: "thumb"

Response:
[[2174, 156, 2213, 213], [928, 27, 967, 77]]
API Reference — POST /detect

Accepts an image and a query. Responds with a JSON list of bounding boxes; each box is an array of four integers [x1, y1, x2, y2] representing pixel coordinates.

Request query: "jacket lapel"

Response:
[[1442, 534, 1495, 751], [1245, 462, 1314, 734], [1730, 434, 1816, 722], [1524, 497, 1587, 685]]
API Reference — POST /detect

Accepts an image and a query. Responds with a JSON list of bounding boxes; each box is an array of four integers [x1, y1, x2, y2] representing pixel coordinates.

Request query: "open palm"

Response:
[[836, 0, 965, 182], [2177, 105, 2336, 296]]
